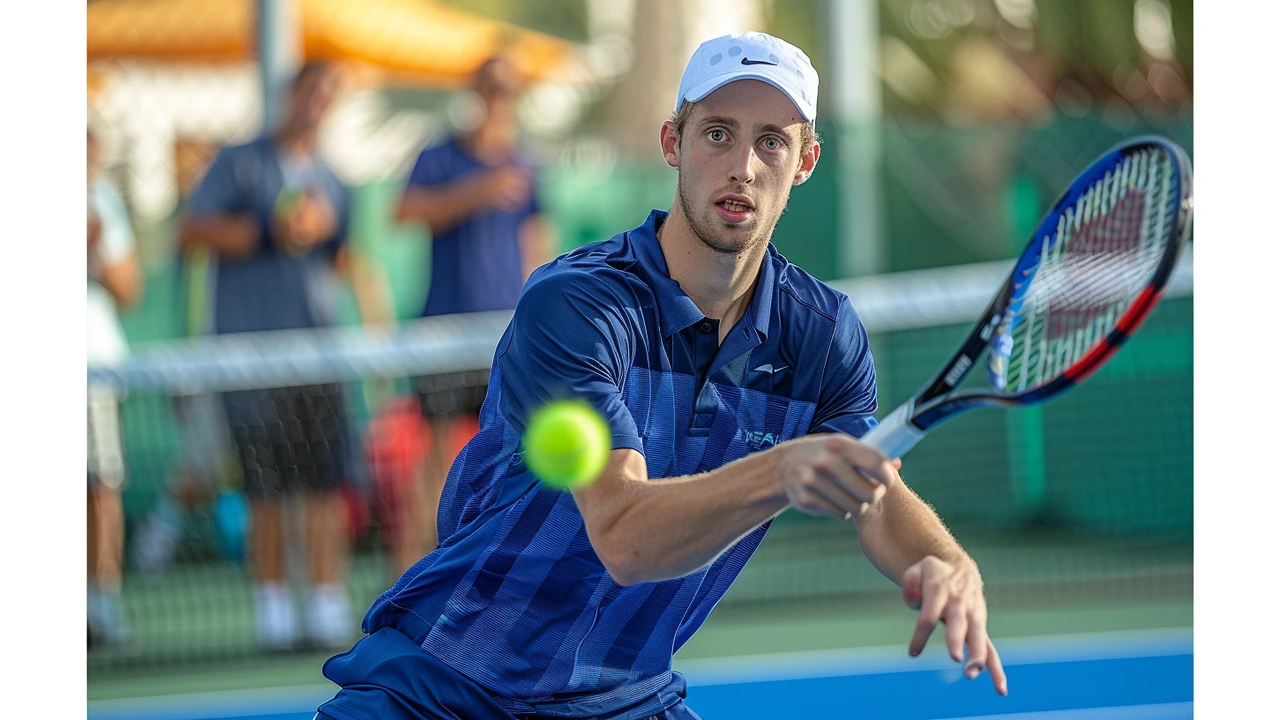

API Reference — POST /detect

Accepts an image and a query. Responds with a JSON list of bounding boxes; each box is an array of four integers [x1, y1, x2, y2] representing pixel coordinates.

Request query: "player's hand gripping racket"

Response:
[[861, 136, 1193, 460]]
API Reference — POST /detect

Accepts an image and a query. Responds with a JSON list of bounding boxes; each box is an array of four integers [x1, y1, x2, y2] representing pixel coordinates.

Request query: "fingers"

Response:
[[812, 452, 883, 505], [986, 639, 1008, 696], [797, 492, 850, 519], [908, 576, 947, 657], [808, 480, 867, 519], [789, 467, 856, 519], [901, 556, 1005, 695], [900, 564, 923, 611], [945, 606, 968, 663], [964, 615, 988, 679], [827, 435, 897, 487]]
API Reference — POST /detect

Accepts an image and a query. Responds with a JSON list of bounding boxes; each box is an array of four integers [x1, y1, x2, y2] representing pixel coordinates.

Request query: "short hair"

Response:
[[668, 99, 820, 156]]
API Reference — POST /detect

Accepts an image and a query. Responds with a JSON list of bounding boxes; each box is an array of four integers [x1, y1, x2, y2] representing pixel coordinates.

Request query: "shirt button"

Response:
[[700, 322, 713, 333]]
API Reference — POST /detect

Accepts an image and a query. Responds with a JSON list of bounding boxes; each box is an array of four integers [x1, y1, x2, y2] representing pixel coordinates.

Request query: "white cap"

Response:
[[675, 32, 820, 125]]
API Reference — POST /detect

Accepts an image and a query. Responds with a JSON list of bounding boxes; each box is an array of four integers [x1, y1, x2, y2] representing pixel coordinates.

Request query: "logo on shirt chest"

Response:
[[735, 428, 782, 451]]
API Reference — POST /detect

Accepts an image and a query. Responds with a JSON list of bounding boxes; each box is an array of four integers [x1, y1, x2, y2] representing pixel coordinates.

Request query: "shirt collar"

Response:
[[629, 209, 776, 340]]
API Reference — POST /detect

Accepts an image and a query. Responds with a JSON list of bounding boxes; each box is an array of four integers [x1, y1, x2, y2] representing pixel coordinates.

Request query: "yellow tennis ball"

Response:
[[522, 401, 611, 490]]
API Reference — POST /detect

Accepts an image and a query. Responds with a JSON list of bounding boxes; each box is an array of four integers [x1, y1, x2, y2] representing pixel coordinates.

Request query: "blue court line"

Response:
[[88, 629, 1192, 720]]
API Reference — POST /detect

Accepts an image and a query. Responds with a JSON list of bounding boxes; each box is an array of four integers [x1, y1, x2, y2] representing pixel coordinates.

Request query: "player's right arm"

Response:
[[499, 271, 896, 586], [576, 434, 895, 586]]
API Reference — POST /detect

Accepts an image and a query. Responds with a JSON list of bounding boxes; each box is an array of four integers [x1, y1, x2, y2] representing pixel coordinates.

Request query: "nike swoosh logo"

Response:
[[740, 58, 778, 66], [753, 364, 788, 374]]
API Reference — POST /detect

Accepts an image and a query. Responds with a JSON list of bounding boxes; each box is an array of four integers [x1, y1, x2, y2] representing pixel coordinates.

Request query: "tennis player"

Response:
[[319, 32, 1006, 720]]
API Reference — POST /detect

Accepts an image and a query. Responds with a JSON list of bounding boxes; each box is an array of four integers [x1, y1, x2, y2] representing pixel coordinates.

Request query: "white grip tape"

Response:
[[861, 402, 926, 460]]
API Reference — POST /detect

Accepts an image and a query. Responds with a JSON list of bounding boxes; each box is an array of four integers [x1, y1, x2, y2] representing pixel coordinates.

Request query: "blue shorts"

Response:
[[317, 628, 702, 720]]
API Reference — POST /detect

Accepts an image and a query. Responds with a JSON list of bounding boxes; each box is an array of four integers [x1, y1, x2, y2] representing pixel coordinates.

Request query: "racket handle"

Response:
[[860, 402, 926, 461]]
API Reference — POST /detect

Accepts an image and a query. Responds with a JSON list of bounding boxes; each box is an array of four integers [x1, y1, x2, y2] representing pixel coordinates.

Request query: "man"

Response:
[[87, 126, 143, 649], [388, 55, 552, 571], [181, 61, 373, 651], [319, 33, 1006, 720]]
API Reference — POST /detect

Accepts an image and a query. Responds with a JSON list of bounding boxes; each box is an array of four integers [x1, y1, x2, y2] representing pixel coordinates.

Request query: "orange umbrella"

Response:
[[87, 0, 577, 86]]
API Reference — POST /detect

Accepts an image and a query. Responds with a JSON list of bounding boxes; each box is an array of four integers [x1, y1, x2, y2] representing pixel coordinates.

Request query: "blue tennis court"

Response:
[[87, 629, 1191, 720]]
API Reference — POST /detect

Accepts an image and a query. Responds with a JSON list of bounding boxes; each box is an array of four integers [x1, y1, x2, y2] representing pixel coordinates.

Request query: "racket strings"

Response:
[[1002, 148, 1178, 390]]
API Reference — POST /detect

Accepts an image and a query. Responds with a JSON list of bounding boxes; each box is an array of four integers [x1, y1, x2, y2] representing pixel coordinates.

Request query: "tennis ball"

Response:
[[522, 401, 611, 490]]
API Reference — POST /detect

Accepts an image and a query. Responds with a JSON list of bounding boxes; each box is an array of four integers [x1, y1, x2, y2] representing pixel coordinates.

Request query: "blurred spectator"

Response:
[[87, 125, 143, 649], [388, 55, 552, 573], [180, 61, 379, 651]]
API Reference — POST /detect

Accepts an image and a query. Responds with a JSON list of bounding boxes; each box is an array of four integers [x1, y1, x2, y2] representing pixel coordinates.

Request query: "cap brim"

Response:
[[682, 72, 815, 124]]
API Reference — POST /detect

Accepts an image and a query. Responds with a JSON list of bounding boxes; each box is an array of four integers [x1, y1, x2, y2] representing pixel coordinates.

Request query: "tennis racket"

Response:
[[861, 135, 1193, 460]]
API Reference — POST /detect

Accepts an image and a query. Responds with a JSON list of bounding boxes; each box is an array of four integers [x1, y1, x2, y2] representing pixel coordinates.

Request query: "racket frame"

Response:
[[862, 135, 1193, 459]]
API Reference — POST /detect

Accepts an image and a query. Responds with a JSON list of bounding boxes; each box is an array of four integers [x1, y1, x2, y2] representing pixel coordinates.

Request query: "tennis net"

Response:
[[87, 252, 1193, 674]]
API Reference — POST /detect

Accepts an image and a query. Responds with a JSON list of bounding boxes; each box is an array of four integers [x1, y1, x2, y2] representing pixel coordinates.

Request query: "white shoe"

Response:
[[256, 583, 299, 651], [305, 584, 352, 649]]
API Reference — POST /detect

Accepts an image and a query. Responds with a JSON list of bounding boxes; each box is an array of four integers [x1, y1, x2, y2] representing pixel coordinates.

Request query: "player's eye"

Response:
[[762, 137, 782, 151], [708, 129, 728, 143]]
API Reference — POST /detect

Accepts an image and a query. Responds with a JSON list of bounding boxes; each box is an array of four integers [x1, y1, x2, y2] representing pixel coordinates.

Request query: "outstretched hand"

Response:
[[901, 555, 1008, 696]]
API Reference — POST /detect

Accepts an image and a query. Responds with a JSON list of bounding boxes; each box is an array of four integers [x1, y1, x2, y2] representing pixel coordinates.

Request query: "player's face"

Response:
[[664, 80, 818, 256]]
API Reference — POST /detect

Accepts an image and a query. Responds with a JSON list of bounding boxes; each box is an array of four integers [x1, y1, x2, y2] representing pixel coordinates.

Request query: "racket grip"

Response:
[[860, 402, 926, 461]]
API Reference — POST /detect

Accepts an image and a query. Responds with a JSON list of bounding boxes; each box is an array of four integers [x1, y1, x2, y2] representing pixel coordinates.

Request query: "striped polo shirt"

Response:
[[359, 209, 879, 718]]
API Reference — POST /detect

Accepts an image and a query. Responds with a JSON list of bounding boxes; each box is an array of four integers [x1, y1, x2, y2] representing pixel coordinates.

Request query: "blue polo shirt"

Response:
[[186, 137, 350, 334], [407, 137, 540, 317], [336, 210, 877, 719]]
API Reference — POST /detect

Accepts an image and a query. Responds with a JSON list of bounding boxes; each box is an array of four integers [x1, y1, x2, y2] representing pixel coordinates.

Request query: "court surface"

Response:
[[87, 628, 1191, 720]]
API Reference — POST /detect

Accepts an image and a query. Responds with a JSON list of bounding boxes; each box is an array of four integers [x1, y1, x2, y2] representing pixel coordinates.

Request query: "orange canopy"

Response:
[[87, 0, 576, 86]]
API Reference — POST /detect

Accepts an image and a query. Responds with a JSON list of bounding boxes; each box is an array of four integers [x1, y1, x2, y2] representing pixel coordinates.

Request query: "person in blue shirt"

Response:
[[389, 55, 553, 572], [181, 61, 374, 652], [318, 33, 1007, 720]]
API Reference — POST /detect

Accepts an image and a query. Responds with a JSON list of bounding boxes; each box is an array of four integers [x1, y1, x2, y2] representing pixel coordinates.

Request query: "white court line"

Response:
[[944, 701, 1193, 720]]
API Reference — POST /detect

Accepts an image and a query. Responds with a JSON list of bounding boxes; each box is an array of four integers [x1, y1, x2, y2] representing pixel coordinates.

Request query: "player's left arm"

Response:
[[852, 480, 1006, 695], [813, 297, 1007, 696]]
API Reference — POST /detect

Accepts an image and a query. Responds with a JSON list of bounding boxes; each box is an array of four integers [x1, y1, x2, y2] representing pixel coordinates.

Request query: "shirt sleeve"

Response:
[[809, 296, 879, 438], [497, 269, 644, 454], [186, 147, 246, 215], [406, 145, 454, 190]]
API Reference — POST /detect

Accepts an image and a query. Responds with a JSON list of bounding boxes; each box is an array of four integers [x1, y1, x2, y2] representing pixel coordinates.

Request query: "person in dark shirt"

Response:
[[388, 55, 552, 572], [181, 61, 368, 651]]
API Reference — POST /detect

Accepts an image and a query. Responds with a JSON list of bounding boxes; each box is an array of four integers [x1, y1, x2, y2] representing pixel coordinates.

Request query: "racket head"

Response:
[[913, 136, 1192, 428]]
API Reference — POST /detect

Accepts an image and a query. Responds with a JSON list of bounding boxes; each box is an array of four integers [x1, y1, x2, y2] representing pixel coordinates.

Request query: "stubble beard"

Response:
[[677, 174, 784, 257]]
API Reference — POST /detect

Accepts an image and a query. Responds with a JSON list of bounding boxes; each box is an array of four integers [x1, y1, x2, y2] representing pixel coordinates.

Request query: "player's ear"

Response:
[[793, 138, 820, 186], [659, 120, 681, 170]]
